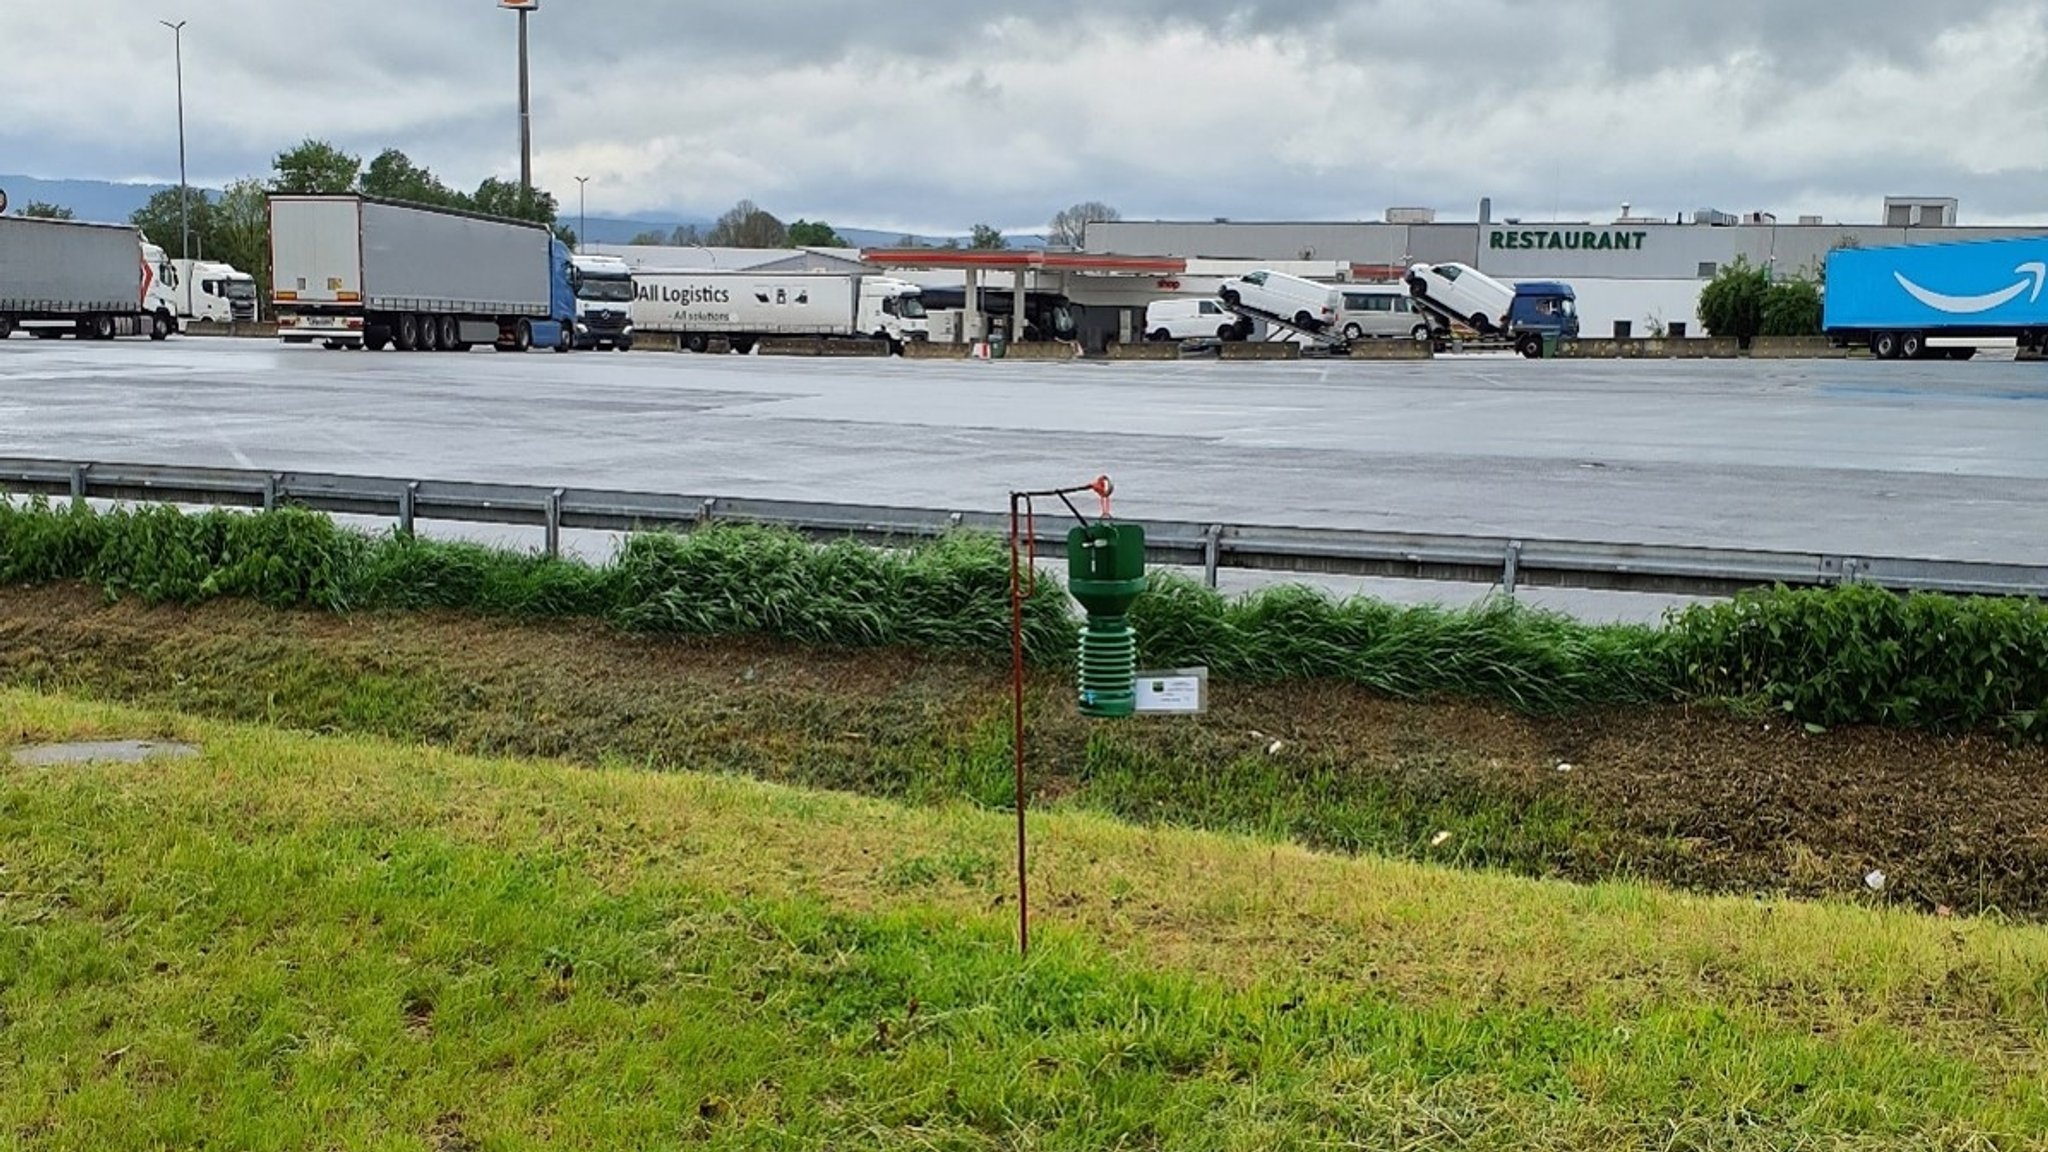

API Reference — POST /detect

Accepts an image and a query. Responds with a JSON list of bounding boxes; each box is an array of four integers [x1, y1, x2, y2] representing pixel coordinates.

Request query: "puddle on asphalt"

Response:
[[7, 740, 201, 766]]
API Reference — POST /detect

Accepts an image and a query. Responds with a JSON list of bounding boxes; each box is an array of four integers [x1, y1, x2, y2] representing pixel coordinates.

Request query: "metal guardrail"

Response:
[[3, 457, 2045, 600]]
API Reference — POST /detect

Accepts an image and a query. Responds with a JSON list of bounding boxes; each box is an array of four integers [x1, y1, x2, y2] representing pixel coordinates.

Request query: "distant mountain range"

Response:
[[0, 173, 1045, 249]]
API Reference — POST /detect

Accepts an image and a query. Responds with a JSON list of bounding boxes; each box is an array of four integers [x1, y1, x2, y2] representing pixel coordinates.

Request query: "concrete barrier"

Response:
[[822, 339, 889, 357], [1668, 337, 1743, 359], [903, 340, 970, 360], [999, 341, 1082, 361], [1558, 338, 1622, 359], [758, 337, 823, 357], [1108, 342, 1182, 361], [1348, 340, 1433, 360], [181, 321, 275, 339], [1220, 341, 1302, 361], [1749, 336, 1849, 359]]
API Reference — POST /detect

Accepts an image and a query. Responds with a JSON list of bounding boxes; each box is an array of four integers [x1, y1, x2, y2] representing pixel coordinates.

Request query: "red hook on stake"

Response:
[[1090, 475, 1114, 519]]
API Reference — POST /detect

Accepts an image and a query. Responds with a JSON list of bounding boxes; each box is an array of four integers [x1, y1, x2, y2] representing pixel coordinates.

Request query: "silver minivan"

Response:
[[1336, 286, 1432, 342]]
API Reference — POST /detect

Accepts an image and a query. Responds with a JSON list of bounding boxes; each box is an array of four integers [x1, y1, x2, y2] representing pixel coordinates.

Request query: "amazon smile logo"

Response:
[[1894, 262, 2047, 315]]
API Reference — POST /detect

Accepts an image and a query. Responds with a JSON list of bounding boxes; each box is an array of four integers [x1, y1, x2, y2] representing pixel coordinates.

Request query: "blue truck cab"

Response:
[[1504, 281, 1578, 356]]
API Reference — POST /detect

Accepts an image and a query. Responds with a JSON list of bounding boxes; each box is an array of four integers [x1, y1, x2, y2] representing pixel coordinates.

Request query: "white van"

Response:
[[1218, 270, 1340, 331], [1336, 286, 1431, 341], [1407, 262, 1515, 333], [1145, 298, 1242, 342]]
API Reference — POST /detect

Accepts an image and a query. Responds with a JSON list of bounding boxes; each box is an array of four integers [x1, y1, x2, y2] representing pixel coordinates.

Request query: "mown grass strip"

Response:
[[4, 497, 2046, 736], [5, 690, 2048, 1149]]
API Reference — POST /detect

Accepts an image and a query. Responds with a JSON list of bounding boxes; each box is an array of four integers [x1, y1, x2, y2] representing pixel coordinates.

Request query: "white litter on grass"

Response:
[[1556, 762, 1576, 773], [1865, 870, 1888, 892], [1266, 739, 1286, 756], [1430, 831, 1454, 848], [8, 741, 199, 767]]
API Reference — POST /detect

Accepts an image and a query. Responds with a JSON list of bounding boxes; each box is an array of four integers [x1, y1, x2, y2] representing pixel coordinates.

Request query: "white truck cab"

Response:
[[859, 276, 928, 344], [139, 241, 181, 329], [173, 259, 259, 323], [567, 253, 637, 350]]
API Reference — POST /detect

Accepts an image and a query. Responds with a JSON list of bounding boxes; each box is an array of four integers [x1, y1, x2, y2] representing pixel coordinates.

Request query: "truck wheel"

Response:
[[683, 333, 708, 353], [93, 315, 117, 340], [419, 315, 441, 352], [0, 317, 12, 339], [1517, 334, 1544, 359], [365, 330, 391, 352], [1469, 312, 1491, 334], [1901, 332, 1926, 360], [438, 315, 461, 351], [512, 319, 533, 352], [150, 312, 173, 341], [733, 337, 757, 355], [1870, 331, 1899, 359], [615, 335, 634, 352], [1215, 324, 1239, 342], [396, 313, 420, 352]]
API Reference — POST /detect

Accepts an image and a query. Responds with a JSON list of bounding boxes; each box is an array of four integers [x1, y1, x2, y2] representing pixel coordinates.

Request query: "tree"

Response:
[[210, 178, 273, 315], [470, 177, 560, 227], [1047, 200, 1120, 249], [628, 229, 671, 246], [19, 201, 73, 219], [131, 186, 216, 260], [707, 200, 787, 248], [271, 138, 361, 194], [552, 223, 578, 249], [360, 148, 460, 207], [670, 224, 703, 246], [1696, 256, 1771, 347], [968, 223, 1007, 250], [894, 234, 923, 248], [787, 219, 846, 248]]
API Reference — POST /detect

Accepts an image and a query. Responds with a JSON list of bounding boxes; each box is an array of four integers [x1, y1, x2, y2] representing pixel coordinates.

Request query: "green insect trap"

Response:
[[1066, 521, 1147, 719]]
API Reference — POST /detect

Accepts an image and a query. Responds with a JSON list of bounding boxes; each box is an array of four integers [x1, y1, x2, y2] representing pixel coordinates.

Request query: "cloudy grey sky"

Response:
[[5, 1, 2046, 232]]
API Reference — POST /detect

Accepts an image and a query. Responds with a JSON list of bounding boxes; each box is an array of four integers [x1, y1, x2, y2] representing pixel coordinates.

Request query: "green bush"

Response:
[[1697, 256, 1771, 345], [1666, 585, 2048, 733], [4, 499, 2046, 737], [1760, 278, 1824, 337]]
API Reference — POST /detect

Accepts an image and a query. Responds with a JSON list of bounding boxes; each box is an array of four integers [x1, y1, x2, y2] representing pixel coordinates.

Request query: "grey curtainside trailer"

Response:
[[0, 216, 169, 341], [269, 194, 570, 352]]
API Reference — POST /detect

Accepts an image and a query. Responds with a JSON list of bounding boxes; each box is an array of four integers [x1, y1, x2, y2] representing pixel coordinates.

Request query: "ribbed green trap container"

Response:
[[1067, 522, 1146, 719]]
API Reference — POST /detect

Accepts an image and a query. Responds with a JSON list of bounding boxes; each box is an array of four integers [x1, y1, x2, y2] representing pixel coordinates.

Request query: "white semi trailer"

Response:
[[0, 216, 176, 341], [632, 271, 927, 353], [269, 194, 573, 352]]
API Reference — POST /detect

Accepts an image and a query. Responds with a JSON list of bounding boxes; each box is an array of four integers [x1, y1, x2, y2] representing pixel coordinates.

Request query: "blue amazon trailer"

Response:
[[1824, 236, 2048, 360]]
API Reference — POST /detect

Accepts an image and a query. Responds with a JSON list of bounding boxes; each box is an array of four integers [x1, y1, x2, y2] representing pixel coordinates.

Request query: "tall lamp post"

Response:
[[160, 20, 189, 259], [574, 176, 588, 253], [500, 0, 539, 200]]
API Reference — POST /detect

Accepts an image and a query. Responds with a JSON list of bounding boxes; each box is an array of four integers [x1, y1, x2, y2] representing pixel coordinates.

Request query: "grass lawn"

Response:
[[4, 689, 2046, 1149]]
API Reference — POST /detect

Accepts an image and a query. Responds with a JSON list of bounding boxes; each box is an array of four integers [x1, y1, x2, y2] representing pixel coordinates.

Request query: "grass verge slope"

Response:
[[4, 691, 2047, 1149]]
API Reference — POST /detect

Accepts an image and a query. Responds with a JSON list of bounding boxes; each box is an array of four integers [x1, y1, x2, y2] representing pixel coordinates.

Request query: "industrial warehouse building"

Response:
[[1082, 197, 2048, 338]]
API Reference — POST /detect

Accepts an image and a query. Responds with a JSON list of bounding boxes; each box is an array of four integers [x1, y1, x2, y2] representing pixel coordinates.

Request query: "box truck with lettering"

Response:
[[269, 194, 575, 352], [0, 216, 177, 341], [1823, 236, 2048, 359], [633, 271, 926, 352]]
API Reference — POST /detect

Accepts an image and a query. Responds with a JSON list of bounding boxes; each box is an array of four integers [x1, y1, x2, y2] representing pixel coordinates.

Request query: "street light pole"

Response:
[[517, 7, 532, 198], [575, 176, 588, 254], [160, 20, 189, 259]]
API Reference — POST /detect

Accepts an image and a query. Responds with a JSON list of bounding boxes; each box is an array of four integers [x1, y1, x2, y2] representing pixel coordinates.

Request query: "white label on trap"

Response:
[[1134, 668, 1208, 715]]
